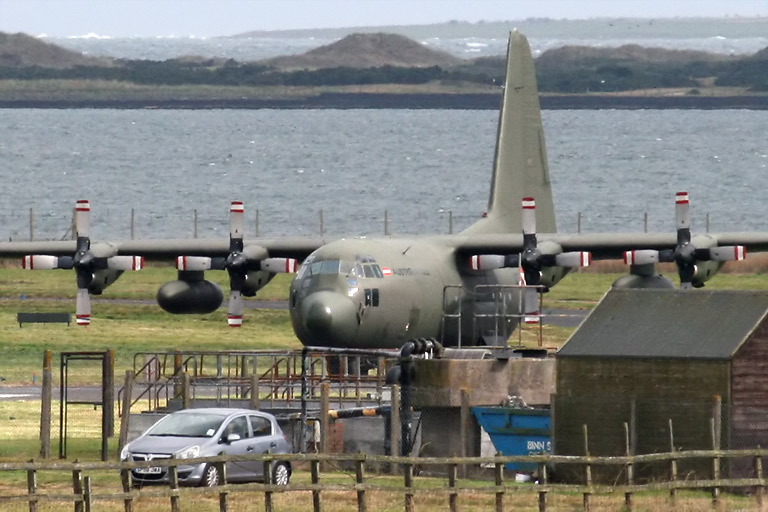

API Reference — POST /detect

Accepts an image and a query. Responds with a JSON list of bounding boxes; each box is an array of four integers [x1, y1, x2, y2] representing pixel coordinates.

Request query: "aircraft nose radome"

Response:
[[301, 291, 357, 346]]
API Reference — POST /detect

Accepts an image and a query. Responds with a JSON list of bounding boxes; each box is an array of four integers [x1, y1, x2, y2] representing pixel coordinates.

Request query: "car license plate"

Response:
[[135, 466, 162, 474]]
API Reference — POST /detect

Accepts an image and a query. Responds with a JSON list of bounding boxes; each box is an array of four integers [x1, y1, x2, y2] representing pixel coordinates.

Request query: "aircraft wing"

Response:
[[449, 232, 768, 260], [0, 237, 327, 262]]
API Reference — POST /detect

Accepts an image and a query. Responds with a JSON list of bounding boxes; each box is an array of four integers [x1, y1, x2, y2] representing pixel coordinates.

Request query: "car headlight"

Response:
[[175, 445, 200, 459], [120, 445, 130, 461]]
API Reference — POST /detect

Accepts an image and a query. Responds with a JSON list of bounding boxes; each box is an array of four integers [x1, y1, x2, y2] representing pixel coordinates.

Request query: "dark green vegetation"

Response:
[[1, 31, 766, 101]]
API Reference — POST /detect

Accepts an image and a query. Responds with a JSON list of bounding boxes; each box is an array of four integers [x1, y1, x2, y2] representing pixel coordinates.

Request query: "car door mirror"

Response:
[[225, 433, 241, 443]]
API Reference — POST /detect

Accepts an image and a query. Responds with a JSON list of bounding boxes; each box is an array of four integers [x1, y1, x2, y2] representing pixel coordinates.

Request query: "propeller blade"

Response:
[[623, 250, 660, 266], [523, 287, 540, 324], [75, 199, 91, 238], [227, 289, 243, 327], [107, 256, 144, 271], [522, 197, 537, 251], [708, 245, 746, 262], [75, 288, 91, 326], [555, 251, 592, 268], [261, 257, 299, 273], [469, 255, 505, 271], [229, 201, 244, 241], [176, 256, 213, 271], [22, 255, 63, 270], [675, 191, 691, 245]]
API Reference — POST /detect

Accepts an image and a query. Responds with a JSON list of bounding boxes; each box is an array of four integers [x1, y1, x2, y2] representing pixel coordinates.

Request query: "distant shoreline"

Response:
[[2, 93, 768, 110]]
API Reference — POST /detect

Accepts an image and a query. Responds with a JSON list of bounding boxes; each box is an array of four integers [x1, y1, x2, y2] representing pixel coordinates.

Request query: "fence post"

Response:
[[711, 416, 720, 506], [495, 460, 504, 512], [756, 453, 764, 508], [624, 422, 633, 510], [582, 424, 592, 511], [311, 457, 321, 512], [118, 370, 134, 456], [669, 419, 677, 504], [384, 210, 390, 236], [72, 465, 84, 512], [40, 350, 52, 459], [404, 461, 414, 512], [320, 382, 330, 471], [449, 210, 454, 234], [250, 374, 260, 409], [83, 476, 92, 512], [216, 460, 228, 512], [181, 372, 191, 409], [193, 209, 198, 238], [538, 462, 548, 512], [448, 462, 458, 512], [460, 388, 470, 478], [130, 208, 135, 239], [27, 464, 38, 512], [319, 209, 324, 236], [168, 463, 180, 512], [263, 457, 274, 512], [390, 384, 400, 475], [120, 468, 133, 512], [356, 452, 367, 512]]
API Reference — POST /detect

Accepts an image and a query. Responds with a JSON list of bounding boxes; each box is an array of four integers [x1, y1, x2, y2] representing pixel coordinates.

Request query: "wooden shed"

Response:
[[553, 289, 768, 481]]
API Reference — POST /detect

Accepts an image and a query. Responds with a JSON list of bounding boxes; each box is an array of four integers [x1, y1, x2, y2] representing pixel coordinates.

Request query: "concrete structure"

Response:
[[554, 289, 768, 481]]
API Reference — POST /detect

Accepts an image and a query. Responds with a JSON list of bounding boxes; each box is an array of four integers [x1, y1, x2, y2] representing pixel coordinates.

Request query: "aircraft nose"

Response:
[[301, 291, 358, 346]]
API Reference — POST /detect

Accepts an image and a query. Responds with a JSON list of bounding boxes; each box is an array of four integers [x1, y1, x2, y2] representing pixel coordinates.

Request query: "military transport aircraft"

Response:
[[1, 31, 766, 349]]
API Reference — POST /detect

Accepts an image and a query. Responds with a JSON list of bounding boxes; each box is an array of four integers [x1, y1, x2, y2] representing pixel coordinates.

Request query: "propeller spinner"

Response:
[[623, 192, 746, 288], [469, 197, 592, 323], [22, 200, 144, 325], [175, 201, 298, 327]]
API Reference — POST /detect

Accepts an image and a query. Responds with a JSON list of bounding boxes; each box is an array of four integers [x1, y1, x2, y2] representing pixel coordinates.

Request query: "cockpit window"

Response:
[[297, 258, 345, 279], [354, 260, 384, 279]]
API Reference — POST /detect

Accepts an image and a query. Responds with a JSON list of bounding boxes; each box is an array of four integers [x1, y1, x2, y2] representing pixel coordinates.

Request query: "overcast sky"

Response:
[[1, 0, 767, 38]]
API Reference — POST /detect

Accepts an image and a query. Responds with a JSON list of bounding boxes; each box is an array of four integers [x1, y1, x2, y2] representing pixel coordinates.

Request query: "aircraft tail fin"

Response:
[[462, 31, 556, 235]]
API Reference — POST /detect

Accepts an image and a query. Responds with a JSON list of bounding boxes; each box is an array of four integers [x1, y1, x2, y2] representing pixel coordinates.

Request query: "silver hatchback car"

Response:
[[120, 408, 292, 487]]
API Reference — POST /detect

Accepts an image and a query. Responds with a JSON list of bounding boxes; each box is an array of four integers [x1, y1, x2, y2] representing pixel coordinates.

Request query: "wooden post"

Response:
[[130, 208, 135, 239], [624, 422, 633, 510], [448, 210, 454, 234], [643, 212, 648, 233], [356, 453, 367, 512], [495, 461, 504, 512], [756, 454, 764, 508], [320, 382, 330, 471], [460, 388, 470, 478], [120, 468, 133, 512], [193, 209, 198, 238], [311, 458, 321, 512], [27, 465, 38, 512], [250, 374, 260, 409], [319, 209, 324, 236], [390, 384, 400, 475], [181, 372, 191, 409], [669, 419, 677, 503], [83, 476, 92, 512], [577, 211, 582, 234], [711, 416, 720, 505], [103, 349, 115, 439], [384, 210, 390, 236], [40, 350, 52, 459], [118, 370, 133, 456], [404, 462, 414, 512], [216, 461, 228, 512], [168, 463, 180, 512], [582, 424, 591, 511], [29, 207, 34, 241], [263, 458, 274, 512], [72, 467, 84, 512], [448, 463, 458, 512], [538, 462, 548, 512]]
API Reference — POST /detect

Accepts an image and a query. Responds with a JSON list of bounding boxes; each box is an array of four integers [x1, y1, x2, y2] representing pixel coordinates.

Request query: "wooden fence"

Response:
[[3, 449, 768, 512]]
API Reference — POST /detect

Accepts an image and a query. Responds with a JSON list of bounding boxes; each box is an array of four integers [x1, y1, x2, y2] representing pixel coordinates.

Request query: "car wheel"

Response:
[[273, 462, 290, 485], [201, 464, 220, 487]]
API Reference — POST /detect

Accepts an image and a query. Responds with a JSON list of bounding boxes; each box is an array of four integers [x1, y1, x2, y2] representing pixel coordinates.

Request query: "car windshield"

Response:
[[147, 413, 226, 438]]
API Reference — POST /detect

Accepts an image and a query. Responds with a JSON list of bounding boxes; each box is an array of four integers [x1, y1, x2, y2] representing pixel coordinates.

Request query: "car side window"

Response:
[[221, 416, 249, 441], [249, 415, 272, 437]]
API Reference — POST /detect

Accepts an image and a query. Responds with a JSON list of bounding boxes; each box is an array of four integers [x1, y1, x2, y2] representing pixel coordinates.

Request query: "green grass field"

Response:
[[2, 262, 768, 385]]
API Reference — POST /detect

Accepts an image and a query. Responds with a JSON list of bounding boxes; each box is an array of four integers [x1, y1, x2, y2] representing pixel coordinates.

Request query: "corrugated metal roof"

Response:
[[557, 289, 768, 360]]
